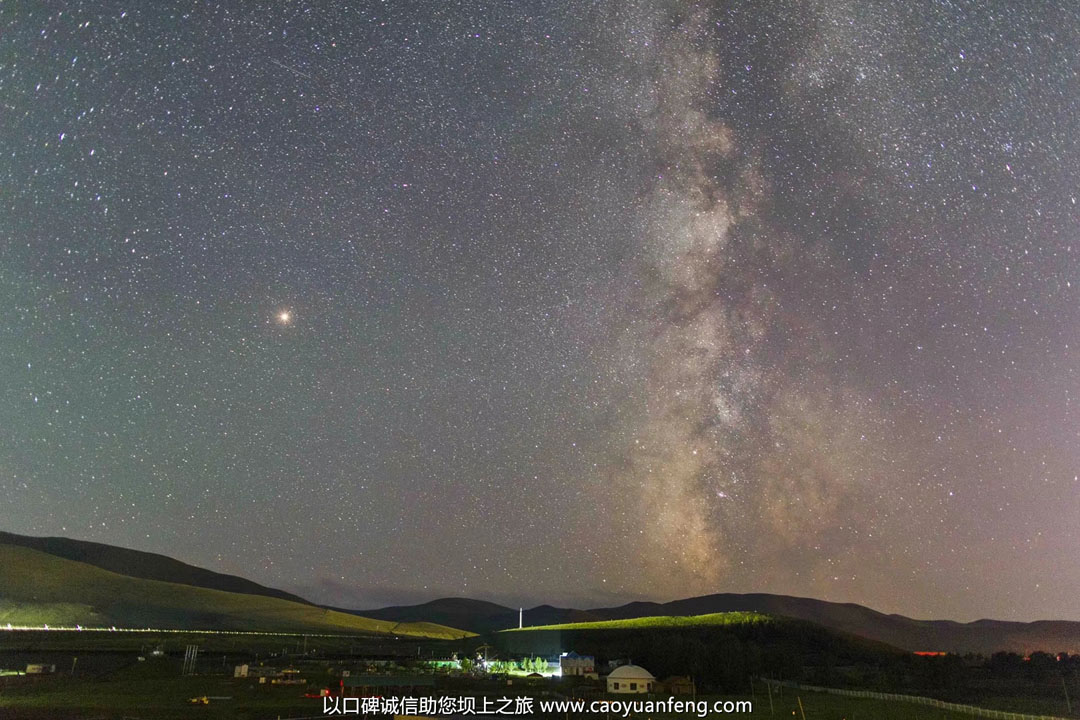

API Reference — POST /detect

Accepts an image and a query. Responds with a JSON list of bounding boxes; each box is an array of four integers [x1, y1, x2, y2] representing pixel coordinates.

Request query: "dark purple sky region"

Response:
[[2, 1, 1079, 622]]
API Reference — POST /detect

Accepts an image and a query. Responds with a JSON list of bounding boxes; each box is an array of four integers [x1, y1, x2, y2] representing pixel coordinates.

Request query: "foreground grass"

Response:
[[0, 675, 324, 720], [645, 691, 1026, 719], [504, 611, 773, 632], [0, 678, 1014, 720]]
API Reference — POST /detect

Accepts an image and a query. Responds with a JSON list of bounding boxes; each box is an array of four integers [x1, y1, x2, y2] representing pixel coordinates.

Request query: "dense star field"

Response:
[[2, 1, 1078, 622]]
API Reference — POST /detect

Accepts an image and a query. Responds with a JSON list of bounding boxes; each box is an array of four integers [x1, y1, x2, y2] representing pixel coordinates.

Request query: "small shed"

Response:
[[662, 675, 696, 695]]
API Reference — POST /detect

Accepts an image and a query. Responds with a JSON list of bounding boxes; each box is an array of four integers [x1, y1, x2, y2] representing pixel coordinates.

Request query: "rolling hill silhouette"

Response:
[[0, 530, 308, 605], [362, 594, 1080, 654], [5, 530, 1076, 653]]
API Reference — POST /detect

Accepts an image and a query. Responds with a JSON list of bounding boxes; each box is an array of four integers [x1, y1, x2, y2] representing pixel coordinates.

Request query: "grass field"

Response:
[[0, 544, 471, 639], [504, 611, 774, 632], [0, 673, 1018, 720], [630, 690, 1036, 719], [0, 668, 325, 719], [0, 650, 1062, 720]]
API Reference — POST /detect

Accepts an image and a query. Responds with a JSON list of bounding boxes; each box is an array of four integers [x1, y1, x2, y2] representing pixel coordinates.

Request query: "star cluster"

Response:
[[2, 0, 1078, 621]]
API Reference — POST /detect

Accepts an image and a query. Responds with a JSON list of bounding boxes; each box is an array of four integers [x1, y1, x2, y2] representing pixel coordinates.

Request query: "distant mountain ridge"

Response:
[[355, 598, 603, 633], [363, 594, 1080, 654], [5, 531, 1077, 653], [0, 530, 309, 606]]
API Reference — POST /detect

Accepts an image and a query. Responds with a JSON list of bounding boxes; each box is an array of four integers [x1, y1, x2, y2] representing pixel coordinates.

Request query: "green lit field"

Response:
[[0, 630, 469, 662], [504, 611, 773, 632], [0, 544, 471, 640]]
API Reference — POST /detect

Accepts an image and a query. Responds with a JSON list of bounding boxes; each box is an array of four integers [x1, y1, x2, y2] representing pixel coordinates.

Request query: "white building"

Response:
[[560, 651, 595, 677], [606, 664, 655, 694]]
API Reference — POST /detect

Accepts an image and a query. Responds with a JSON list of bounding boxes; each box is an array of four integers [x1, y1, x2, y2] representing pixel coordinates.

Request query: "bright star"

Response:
[[277, 310, 292, 325]]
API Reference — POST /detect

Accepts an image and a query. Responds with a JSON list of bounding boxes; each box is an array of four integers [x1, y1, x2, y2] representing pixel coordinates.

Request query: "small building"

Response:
[[239, 665, 281, 679], [25, 664, 56, 675], [560, 651, 595, 677], [606, 664, 655, 694], [661, 675, 696, 695], [241, 666, 306, 684], [270, 669, 306, 685]]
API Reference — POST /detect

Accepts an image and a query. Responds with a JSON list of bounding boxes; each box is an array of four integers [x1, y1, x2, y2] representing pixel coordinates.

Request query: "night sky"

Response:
[[3, 1, 1079, 622]]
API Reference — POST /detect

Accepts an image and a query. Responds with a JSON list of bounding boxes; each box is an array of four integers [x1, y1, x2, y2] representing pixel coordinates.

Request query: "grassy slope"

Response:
[[593, 593, 1080, 654], [0, 544, 471, 639], [503, 611, 773, 632], [0, 530, 311, 605]]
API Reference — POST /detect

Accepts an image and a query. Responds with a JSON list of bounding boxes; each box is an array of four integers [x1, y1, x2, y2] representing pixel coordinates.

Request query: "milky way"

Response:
[[2, 1, 1079, 621]]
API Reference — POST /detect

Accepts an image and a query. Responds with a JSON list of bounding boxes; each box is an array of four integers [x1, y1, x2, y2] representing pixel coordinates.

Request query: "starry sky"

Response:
[[3, 0, 1079, 623]]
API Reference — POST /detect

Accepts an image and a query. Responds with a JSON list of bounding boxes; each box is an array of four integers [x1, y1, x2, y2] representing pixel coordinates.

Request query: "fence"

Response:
[[761, 678, 1072, 720]]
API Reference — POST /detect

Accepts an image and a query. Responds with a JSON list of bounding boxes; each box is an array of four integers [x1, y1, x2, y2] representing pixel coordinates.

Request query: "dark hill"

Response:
[[0, 530, 310, 606], [356, 597, 521, 632], [590, 593, 1080, 654], [494, 611, 904, 688], [365, 592, 1080, 654]]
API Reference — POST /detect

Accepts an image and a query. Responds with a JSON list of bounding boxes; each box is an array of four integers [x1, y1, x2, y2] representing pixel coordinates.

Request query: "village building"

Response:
[[606, 664, 655, 694], [560, 651, 595, 676]]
